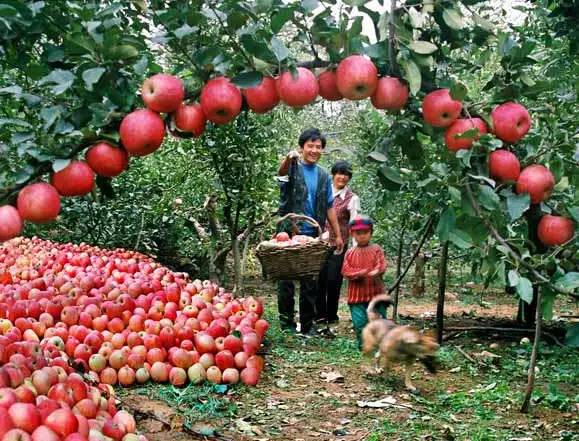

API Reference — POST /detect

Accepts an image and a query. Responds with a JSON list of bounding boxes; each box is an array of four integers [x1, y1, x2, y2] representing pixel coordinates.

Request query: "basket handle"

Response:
[[276, 213, 322, 237]]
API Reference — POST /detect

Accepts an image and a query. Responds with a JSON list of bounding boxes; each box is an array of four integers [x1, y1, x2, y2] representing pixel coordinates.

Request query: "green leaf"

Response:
[[436, 207, 456, 242], [400, 59, 421, 95], [271, 36, 289, 61], [442, 8, 464, 30], [39, 105, 64, 130], [343, 0, 368, 6], [449, 186, 461, 204], [82, 67, 106, 91], [255, 0, 273, 13], [0, 85, 22, 95], [367, 151, 387, 162], [108, 45, 139, 60], [232, 71, 263, 89], [449, 229, 473, 249], [508, 269, 519, 287], [301, 0, 319, 13], [565, 324, 579, 348], [377, 165, 404, 191], [506, 193, 530, 221], [516, 277, 533, 304], [364, 42, 389, 59], [541, 287, 556, 321], [478, 185, 500, 211], [39, 69, 75, 95], [450, 81, 468, 101], [473, 13, 493, 32], [0, 118, 31, 128], [174, 24, 197, 39], [567, 206, 579, 223], [554, 272, 579, 291], [409, 41, 438, 55], [271, 7, 294, 33], [52, 159, 71, 173]]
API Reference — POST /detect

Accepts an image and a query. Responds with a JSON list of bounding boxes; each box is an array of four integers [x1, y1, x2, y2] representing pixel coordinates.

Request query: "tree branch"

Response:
[[387, 214, 434, 296], [388, 0, 397, 72], [464, 182, 577, 299]]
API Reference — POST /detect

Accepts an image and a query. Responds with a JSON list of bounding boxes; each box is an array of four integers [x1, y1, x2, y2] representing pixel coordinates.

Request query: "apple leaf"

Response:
[[367, 151, 387, 162], [436, 207, 456, 242], [454, 128, 479, 140], [567, 206, 579, 223], [473, 13, 493, 32], [443, 8, 464, 30], [271, 36, 289, 61], [301, 0, 319, 13], [409, 41, 438, 55], [343, 0, 368, 6], [377, 165, 404, 191], [52, 159, 71, 173], [82, 67, 106, 91], [516, 277, 533, 304], [554, 272, 579, 291], [508, 269, 520, 287], [506, 193, 530, 221], [449, 229, 473, 249], [271, 7, 294, 33], [478, 185, 500, 211], [450, 81, 468, 101], [400, 58, 421, 95], [232, 71, 263, 88]]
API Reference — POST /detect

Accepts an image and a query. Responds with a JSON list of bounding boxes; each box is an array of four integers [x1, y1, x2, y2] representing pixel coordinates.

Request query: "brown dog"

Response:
[[361, 294, 439, 393]]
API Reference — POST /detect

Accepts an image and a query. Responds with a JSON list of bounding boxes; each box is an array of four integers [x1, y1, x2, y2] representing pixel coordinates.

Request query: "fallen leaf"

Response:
[[320, 371, 344, 383], [449, 367, 461, 373], [356, 396, 401, 408]]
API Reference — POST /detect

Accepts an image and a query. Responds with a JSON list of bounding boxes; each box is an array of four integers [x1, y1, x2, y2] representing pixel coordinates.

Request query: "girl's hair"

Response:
[[331, 160, 353, 177]]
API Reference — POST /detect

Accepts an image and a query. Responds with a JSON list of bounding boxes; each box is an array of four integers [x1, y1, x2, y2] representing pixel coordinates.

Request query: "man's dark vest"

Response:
[[278, 160, 330, 236]]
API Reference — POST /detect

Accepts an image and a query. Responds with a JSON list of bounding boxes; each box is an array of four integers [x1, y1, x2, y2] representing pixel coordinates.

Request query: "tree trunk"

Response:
[[232, 237, 242, 297], [412, 253, 426, 297], [517, 286, 538, 327], [436, 242, 449, 345], [392, 223, 406, 319], [240, 230, 252, 279], [521, 286, 543, 413]]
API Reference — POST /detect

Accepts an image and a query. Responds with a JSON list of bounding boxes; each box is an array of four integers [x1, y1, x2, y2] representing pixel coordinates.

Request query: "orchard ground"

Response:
[[117, 281, 578, 441]]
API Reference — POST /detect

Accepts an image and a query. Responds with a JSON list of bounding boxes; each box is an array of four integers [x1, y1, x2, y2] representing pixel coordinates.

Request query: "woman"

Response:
[[316, 160, 361, 325]]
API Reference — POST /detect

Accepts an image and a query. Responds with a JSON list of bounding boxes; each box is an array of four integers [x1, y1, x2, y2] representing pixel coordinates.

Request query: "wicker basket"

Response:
[[256, 214, 331, 281]]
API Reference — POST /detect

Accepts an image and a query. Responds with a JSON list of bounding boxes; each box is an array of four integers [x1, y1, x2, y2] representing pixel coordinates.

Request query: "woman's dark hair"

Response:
[[298, 128, 326, 149], [331, 160, 353, 178]]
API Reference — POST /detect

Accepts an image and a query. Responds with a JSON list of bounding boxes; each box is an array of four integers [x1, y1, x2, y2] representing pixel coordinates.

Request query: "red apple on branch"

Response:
[[422, 89, 462, 127], [17, 183, 61, 224], [277, 68, 319, 107], [516, 164, 555, 204], [371, 76, 408, 111], [488, 150, 521, 182], [336, 55, 378, 100], [119, 109, 165, 156], [174, 104, 206, 137], [537, 215, 574, 246], [0, 206, 23, 242], [141, 74, 185, 113], [444, 118, 487, 152], [491, 102, 531, 144], [317, 71, 342, 101], [243, 77, 280, 113], [200, 77, 242, 124], [85, 143, 129, 178]]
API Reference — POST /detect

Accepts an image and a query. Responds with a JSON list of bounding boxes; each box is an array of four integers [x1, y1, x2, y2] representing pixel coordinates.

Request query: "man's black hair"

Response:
[[331, 160, 353, 177], [298, 128, 326, 149]]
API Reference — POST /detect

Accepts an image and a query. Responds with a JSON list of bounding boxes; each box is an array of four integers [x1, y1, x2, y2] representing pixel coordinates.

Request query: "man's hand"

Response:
[[334, 235, 344, 254], [287, 150, 300, 160]]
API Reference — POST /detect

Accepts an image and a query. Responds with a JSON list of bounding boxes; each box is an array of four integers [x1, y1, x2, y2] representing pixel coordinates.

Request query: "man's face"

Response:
[[300, 139, 323, 164]]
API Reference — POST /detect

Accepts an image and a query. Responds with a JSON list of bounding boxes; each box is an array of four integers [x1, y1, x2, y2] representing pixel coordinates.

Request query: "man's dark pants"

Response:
[[277, 277, 317, 333], [316, 247, 346, 323]]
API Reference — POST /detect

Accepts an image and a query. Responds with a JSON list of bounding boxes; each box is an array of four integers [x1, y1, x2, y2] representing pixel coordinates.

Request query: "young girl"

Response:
[[341, 215, 388, 348]]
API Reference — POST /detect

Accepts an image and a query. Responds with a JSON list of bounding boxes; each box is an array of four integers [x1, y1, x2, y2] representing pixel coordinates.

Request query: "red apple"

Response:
[[0, 206, 23, 242], [141, 74, 184, 113], [169, 367, 187, 387], [243, 76, 279, 113], [491, 102, 531, 144], [45, 408, 79, 438], [119, 109, 165, 157], [50, 161, 95, 197], [516, 164, 555, 204], [102, 420, 126, 441], [317, 70, 342, 101], [8, 403, 41, 433], [488, 150, 521, 182], [174, 104, 206, 137], [422, 89, 462, 127], [277, 68, 319, 107], [187, 364, 206, 385], [537, 215, 574, 247], [31, 425, 60, 441], [17, 183, 61, 224], [200, 77, 242, 124], [336, 55, 378, 100], [85, 143, 129, 178], [206, 366, 221, 384], [240, 367, 259, 386], [112, 411, 136, 434], [2, 429, 32, 441], [444, 118, 488, 152], [371, 76, 408, 111]]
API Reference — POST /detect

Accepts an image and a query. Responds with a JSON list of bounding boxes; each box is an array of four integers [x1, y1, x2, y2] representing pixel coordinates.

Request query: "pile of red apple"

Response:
[[420, 89, 575, 246], [261, 232, 315, 248], [0, 237, 269, 439]]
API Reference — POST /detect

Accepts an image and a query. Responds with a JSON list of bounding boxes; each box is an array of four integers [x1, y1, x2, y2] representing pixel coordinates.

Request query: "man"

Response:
[[276, 128, 344, 336]]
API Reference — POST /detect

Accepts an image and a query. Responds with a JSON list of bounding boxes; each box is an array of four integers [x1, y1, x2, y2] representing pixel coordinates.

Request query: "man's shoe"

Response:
[[297, 327, 318, 338]]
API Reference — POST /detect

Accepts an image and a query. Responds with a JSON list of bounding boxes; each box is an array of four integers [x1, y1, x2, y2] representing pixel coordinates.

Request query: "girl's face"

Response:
[[333, 172, 351, 190], [351, 228, 372, 246]]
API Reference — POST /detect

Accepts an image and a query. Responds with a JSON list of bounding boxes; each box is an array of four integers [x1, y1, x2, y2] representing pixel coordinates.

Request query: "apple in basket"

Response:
[[292, 235, 314, 244], [275, 232, 290, 242]]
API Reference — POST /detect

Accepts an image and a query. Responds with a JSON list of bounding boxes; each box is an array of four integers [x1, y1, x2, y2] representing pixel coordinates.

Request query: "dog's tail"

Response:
[[366, 294, 393, 321]]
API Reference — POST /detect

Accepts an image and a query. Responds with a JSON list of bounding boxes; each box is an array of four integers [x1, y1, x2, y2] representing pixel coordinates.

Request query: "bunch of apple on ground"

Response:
[[0, 54, 572, 248], [0, 236, 269, 441]]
